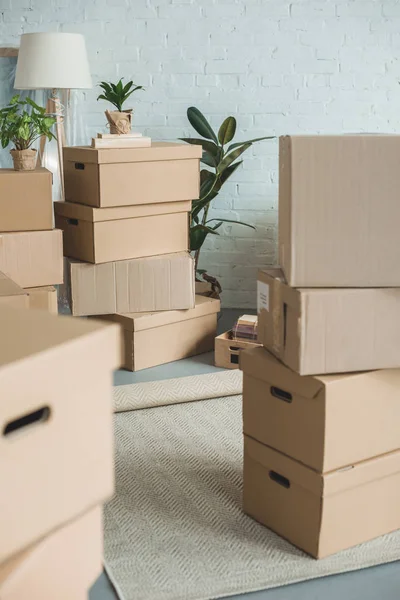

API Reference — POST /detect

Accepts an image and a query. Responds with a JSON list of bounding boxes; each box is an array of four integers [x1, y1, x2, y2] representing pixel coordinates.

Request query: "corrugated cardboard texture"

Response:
[[279, 135, 400, 287], [64, 142, 201, 207], [0, 272, 28, 309], [0, 305, 121, 563], [241, 346, 400, 472], [54, 198, 192, 222], [243, 436, 400, 558], [0, 168, 53, 232], [55, 201, 190, 264], [68, 253, 195, 316], [214, 331, 261, 369], [258, 268, 400, 375], [0, 507, 102, 600], [25, 285, 58, 314], [0, 230, 63, 288]]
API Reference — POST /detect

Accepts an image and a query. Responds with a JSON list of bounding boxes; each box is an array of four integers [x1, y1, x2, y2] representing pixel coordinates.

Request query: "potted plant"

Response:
[[0, 95, 56, 171], [97, 78, 145, 134], [181, 106, 273, 297]]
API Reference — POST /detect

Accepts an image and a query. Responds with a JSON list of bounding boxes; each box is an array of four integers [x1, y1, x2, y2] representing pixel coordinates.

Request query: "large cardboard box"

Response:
[[66, 252, 195, 316], [0, 168, 53, 232], [97, 295, 220, 371], [279, 135, 400, 287], [0, 230, 63, 288], [0, 507, 102, 600], [241, 346, 400, 472], [258, 268, 400, 375], [0, 305, 121, 563], [244, 435, 400, 558], [214, 330, 261, 369], [25, 285, 58, 314], [54, 200, 190, 264], [63, 141, 201, 207], [0, 272, 28, 309]]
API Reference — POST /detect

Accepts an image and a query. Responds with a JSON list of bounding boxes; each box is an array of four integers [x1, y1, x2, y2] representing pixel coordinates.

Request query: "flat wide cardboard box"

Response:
[[67, 252, 195, 316], [55, 200, 190, 263], [241, 346, 400, 472], [0, 168, 53, 231], [97, 295, 220, 371], [258, 268, 400, 375], [0, 230, 63, 288], [244, 435, 400, 558], [25, 285, 58, 314], [64, 141, 201, 207], [0, 305, 121, 563], [0, 507, 102, 600], [280, 135, 400, 287], [0, 272, 28, 309], [215, 330, 261, 369]]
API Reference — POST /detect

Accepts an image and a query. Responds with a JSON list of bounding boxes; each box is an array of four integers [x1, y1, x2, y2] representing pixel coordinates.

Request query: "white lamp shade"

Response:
[[14, 32, 92, 90]]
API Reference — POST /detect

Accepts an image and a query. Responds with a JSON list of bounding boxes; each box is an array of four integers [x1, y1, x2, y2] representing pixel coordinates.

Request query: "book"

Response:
[[91, 137, 151, 149], [97, 132, 143, 139]]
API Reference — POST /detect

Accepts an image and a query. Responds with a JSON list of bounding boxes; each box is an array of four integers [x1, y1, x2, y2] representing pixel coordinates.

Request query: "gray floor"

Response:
[[90, 309, 400, 600]]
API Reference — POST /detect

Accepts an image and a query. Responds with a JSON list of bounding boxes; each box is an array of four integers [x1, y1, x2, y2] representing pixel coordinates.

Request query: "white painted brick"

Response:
[[336, 1, 382, 17], [203, 3, 245, 17], [383, 2, 400, 17], [290, 1, 336, 17], [246, 2, 290, 17], [206, 59, 249, 74]]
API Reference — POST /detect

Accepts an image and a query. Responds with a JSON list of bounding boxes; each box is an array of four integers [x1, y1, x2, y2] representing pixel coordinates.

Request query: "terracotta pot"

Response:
[[106, 109, 133, 134], [10, 148, 37, 171]]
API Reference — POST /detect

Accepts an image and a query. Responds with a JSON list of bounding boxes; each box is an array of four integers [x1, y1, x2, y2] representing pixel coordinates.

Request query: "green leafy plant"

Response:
[[181, 106, 273, 279], [0, 95, 56, 151], [97, 78, 145, 112]]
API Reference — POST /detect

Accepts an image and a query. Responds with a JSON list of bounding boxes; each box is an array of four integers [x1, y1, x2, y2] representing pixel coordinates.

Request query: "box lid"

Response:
[[63, 141, 202, 165], [104, 295, 220, 332], [54, 199, 192, 223], [0, 167, 51, 180], [0, 272, 26, 299]]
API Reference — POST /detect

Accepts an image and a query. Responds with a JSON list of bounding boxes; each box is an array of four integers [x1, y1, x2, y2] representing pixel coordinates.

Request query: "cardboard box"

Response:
[[241, 346, 400, 472], [54, 200, 190, 264], [25, 286, 58, 314], [0, 507, 102, 600], [0, 272, 28, 309], [215, 330, 261, 369], [244, 435, 400, 558], [97, 295, 220, 371], [0, 168, 53, 232], [0, 230, 63, 288], [279, 135, 400, 287], [258, 268, 400, 375], [66, 252, 195, 316], [0, 305, 121, 563], [63, 141, 201, 208]]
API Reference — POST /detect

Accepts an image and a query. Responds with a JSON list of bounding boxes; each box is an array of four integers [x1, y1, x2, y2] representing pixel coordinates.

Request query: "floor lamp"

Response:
[[14, 32, 92, 200]]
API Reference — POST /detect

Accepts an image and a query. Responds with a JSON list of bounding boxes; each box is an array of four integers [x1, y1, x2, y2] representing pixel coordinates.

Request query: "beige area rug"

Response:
[[105, 375, 400, 600]]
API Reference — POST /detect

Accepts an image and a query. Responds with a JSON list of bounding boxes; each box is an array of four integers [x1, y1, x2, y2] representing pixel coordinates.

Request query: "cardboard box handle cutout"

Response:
[[3, 406, 50, 437], [229, 345, 240, 365], [75, 162, 85, 170], [269, 470, 291, 489], [67, 218, 79, 226], [270, 386, 293, 404]]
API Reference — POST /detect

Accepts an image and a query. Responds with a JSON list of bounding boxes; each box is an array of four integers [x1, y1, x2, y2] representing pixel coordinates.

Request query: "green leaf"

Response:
[[190, 224, 219, 252], [187, 107, 218, 144], [25, 97, 44, 113], [219, 160, 242, 185], [227, 136, 274, 152], [179, 137, 219, 157], [200, 170, 217, 199], [10, 95, 19, 105], [218, 143, 251, 173], [207, 217, 256, 230], [201, 151, 218, 168], [191, 190, 219, 219], [218, 116, 236, 145]]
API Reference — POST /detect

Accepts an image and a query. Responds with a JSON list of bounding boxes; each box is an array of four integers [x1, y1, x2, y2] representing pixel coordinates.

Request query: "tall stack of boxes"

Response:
[[0, 168, 63, 312], [54, 141, 220, 371], [241, 135, 400, 558], [0, 304, 121, 598]]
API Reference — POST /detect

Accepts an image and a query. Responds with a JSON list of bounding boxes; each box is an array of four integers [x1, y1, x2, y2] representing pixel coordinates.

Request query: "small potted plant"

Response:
[[0, 95, 56, 171], [97, 78, 145, 134]]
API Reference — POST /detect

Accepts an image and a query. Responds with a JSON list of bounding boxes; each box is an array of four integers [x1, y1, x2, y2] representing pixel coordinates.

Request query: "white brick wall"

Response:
[[1, 0, 398, 307]]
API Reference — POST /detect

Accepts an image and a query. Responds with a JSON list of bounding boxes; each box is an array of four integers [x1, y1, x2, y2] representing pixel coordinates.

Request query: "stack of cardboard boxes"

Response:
[[241, 135, 400, 558], [0, 304, 120, 598], [0, 168, 63, 312], [54, 141, 220, 371]]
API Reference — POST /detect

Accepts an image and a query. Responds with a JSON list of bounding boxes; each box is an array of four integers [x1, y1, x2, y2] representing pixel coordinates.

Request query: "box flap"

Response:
[[54, 199, 192, 223], [102, 295, 220, 332], [0, 167, 51, 180], [63, 141, 202, 165], [0, 272, 26, 298]]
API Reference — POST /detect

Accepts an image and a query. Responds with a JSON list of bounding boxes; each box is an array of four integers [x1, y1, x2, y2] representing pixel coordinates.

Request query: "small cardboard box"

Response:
[[244, 435, 400, 558], [0, 272, 28, 309], [241, 346, 400, 472], [0, 168, 53, 232], [25, 285, 58, 314], [97, 295, 220, 371], [54, 200, 190, 264], [66, 252, 195, 316], [63, 141, 201, 208], [215, 330, 261, 369], [0, 305, 121, 564], [0, 230, 63, 288], [280, 135, 400, 287], [258, 268, 400, 375], [0, 507, 102, 600]]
